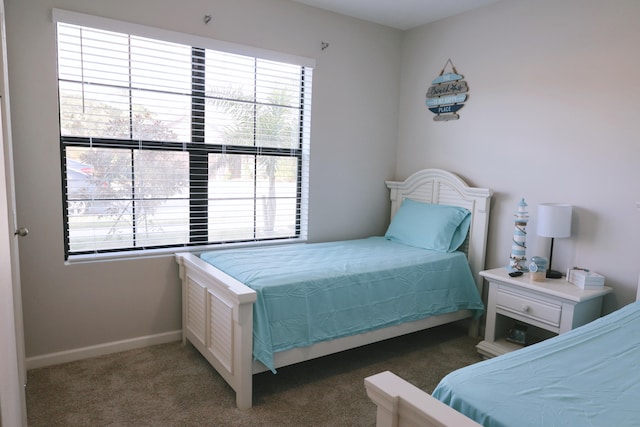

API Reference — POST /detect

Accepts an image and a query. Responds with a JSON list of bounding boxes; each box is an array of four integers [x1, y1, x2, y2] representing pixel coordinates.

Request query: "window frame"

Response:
[[53, 9, 314, 262]]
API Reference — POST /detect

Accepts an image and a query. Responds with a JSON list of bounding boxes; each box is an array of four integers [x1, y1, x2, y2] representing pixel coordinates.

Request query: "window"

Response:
[[54, 11, 313, 260]]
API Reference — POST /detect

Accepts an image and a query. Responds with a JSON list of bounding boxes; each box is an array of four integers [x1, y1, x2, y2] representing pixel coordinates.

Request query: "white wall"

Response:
[[5, 0, 401, 359], [398, 0, 640, 310]]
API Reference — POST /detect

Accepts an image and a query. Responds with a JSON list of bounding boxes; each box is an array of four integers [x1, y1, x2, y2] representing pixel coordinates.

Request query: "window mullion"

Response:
[[253, 58, 258, 239], [190, 47, 208, 243], [128, 36, 138, 246], [296, 68, 306, 237]]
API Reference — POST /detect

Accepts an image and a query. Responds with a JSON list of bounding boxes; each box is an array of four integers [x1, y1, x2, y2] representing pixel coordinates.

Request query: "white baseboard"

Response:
[[25, 330, 182, 370]]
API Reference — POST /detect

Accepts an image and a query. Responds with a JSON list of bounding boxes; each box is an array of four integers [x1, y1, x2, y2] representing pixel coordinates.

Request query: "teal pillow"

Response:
[[385, 198, 471, 252]]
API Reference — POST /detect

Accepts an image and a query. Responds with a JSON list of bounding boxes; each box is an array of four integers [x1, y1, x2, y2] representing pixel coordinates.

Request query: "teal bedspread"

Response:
[[200, 237, 483, 372], [433, 300, 640, 427]]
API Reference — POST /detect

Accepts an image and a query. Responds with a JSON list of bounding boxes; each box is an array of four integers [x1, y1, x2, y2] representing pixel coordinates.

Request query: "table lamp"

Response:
[[537, 203, 572, 279]]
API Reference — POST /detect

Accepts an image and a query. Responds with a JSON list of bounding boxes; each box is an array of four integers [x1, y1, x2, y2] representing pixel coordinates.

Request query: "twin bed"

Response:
[[175, 168, 493, 409], [365, 281, 640, 427]]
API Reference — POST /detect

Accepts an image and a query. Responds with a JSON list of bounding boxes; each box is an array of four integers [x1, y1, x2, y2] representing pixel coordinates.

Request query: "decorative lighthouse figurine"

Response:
[[509, 198, 529, 272]]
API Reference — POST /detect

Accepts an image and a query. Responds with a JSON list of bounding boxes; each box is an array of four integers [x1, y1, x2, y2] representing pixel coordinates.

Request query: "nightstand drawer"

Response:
[[496, 288, 562, 327]]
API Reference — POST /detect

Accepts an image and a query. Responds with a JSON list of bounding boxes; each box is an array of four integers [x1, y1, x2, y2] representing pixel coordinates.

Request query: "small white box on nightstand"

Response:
[[567, 269, 605, 289]]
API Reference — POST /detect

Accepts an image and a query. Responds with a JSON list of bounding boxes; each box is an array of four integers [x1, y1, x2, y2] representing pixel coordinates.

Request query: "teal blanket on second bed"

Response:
[[433, 300, 640, 427], [200, 237, 483, 372]]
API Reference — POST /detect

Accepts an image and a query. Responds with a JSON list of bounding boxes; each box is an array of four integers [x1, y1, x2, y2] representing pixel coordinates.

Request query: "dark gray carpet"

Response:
[[26, 321, 482, 426]]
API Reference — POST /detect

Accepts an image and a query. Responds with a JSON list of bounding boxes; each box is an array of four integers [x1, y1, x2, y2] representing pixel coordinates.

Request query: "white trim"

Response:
[[51, 8, 316, 68], [25, 330, 182, 370], [65, 237, 309, 264]]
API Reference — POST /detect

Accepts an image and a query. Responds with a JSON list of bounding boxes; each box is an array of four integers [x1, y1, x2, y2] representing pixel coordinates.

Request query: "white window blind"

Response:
[[54, 11, 313, 259]]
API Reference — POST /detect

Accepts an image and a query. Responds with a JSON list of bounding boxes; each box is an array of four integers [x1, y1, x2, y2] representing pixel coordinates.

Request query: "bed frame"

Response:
[[364, 280, 640, 426], [175, 168, 492, 409]]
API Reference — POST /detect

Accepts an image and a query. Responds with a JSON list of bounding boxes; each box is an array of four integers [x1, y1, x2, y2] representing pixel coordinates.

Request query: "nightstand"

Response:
[[476, 267, 612, 358]]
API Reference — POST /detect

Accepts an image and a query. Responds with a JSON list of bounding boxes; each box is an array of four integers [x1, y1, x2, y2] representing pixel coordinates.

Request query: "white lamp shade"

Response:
[[537, 203, 572, 238]]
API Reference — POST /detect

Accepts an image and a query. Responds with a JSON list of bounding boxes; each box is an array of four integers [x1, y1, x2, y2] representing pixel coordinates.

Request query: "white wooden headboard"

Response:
[[386, 169, 493, 295]]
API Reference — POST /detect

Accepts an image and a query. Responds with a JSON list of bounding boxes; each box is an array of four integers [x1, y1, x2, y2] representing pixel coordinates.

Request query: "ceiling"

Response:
[[292, 0, 500, 30]]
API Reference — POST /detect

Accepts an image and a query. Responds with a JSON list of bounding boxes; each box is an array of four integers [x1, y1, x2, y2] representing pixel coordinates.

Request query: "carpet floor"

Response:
[[26, 321, 482, 426]]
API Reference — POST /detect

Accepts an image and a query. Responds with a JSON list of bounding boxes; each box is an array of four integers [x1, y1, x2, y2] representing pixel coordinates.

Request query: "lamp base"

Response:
[[546, 269, 563, 279]]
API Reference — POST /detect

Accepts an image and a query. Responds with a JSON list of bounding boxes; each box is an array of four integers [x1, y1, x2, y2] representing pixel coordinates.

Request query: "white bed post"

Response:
[[234, 299, 254, 410], [465, 189, 491, 337], [366, 377, 401, 427], [365, 371, 482, 427]]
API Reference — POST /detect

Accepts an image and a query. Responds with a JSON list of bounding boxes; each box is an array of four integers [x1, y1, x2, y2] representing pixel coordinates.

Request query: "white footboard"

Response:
[[365, 371, 481, 427], [176, 252, 257, 409]]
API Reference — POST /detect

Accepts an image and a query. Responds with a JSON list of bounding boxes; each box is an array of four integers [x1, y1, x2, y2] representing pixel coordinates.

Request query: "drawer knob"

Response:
[[521, 304, 530, 312]]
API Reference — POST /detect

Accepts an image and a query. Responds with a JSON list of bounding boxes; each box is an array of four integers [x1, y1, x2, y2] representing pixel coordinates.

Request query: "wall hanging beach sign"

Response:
[[426, 59, 468, 121]]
